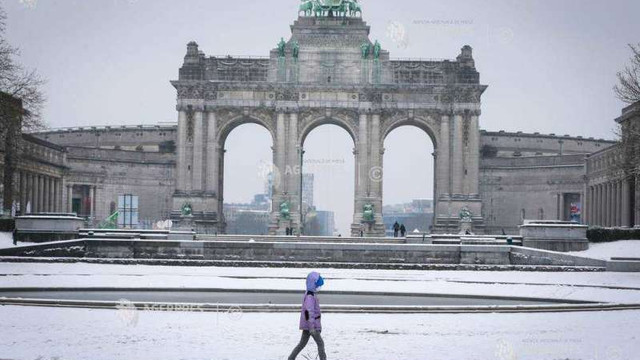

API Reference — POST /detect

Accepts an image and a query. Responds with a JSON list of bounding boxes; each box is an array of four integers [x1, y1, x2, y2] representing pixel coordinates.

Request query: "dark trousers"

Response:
[[288, 330, 327, 360]]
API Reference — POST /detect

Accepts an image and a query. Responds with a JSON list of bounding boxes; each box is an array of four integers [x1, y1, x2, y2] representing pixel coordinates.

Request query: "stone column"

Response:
[[191, 110, 205, 191], [599, 183, 604, 226], [37, 175, 44, 213], [57, 179, 63, 213], [29, 173, 35, 213], [451, 112, 464, 194], [558, 193, 565, 221], [19, 171, 26, 215], [607, 182, 613, 227], [466, 112, 480, 196], [357, 112, 368, 198], [616, 181, 622, 227], [176, 109, 188, 191], [281, 112, 301, 233], [89, 186, 95, 219], [205, 111, 218, 193], [48, 177, 55, 212], [622, 180, 631, 227], [67, 185, 73, 213], [436, 114, 450, 198], [369, 113, 384, 231]]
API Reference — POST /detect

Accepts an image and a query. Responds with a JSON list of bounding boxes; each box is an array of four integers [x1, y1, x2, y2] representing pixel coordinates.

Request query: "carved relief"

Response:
[[185, 106, 195, 142]]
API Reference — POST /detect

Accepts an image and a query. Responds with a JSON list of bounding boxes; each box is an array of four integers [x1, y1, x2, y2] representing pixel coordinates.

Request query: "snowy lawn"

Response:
[[569, 240, 640, 260], [0, 305, 637, 360], [0, 231, 34, 249]]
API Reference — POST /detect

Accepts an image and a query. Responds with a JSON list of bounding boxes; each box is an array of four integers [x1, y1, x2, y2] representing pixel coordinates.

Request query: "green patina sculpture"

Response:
[[360, 41, 370, 59], [373, 40, 381, 59], [363, 203, 374, 222], [459, 207, 473, 221], [291, 40, 300, 59], [299, 0, 362, 17], [181, 203, 193, 217], [277, 37, 286, 57], [280, 201, 291, 220]]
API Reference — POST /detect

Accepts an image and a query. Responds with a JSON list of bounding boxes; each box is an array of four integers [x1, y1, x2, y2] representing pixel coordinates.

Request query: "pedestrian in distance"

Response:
[[288, 271, 327, 360], [400, 223, 406, 237], [393, 221, 400, 237]]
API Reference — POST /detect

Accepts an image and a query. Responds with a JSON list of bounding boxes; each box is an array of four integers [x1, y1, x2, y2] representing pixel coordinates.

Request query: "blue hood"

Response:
[[306, 271, 323, 292]]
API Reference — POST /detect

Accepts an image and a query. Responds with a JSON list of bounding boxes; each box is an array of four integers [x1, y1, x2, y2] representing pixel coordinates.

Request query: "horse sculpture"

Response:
[[349, 0, 361, 17], [299, 0, 314, 16]]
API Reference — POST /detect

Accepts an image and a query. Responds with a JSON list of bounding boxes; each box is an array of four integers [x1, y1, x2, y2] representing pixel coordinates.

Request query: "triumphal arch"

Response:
[[171, 0, 487, 236]]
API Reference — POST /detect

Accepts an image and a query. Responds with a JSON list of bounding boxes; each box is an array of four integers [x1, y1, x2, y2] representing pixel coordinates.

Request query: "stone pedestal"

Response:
[[459, 219, 473, 235], [519, 220, 589, 252]]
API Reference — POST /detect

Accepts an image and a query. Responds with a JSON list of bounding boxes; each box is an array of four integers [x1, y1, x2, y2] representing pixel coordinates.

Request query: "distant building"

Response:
[[302, 173, 314, 208], [383, 199, 434, 236], [224, 193, 271, 235], [304, 208, 335, 236]]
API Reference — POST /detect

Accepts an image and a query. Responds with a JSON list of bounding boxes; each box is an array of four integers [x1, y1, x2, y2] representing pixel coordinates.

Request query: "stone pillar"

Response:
[[466, 112, 480, 196], [176, 109, 188, 191], [48, 177, 55, 212], [616, 181, 622, 227], [67, 185, 73, 213], [369, 113, 384, 233], [622, 180, 631, 227], [57, 179, 63, 213], [19, 171, 26, 215], [37, 175, 44, 213], [598, 183, 604, 226], [609, 182, 615, 227], [89, 186, 95, 219], [269, 111, 288, 235], [29, 174, 35, 213], [191, 110, 205, 191], [558, 193, 565, 221], [205, 111, 218, 193], [451, 112, 464, 194], [287, 112, 301, 233], [436, 114, 450, 198]]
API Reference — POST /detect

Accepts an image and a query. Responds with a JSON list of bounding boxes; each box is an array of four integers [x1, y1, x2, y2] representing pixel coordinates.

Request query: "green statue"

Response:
[[373, 40, 381, 59], [360, 42, 370, 59], [181, 203, 193, 217], [280, 201, 291, 220], [291, 40, 300, 59], [299, 0, 314, 16], [459, 207, 472, 221], [349, 0, 361, 16], [277, 37, 286, 57], [363, 203, 374, 222]]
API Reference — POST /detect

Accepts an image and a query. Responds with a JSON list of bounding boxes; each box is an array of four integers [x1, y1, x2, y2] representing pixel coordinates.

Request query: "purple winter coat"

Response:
[[299, 272, 322, 331]]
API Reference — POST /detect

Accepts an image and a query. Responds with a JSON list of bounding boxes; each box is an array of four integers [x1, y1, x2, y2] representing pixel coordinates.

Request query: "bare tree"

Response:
[[0, 4, 46, 215], [614, 44, 640, 104]]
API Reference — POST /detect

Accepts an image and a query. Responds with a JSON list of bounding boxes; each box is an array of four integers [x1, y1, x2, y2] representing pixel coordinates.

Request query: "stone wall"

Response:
[[63, 147, 175, 225], [480, 154, 588, 234]]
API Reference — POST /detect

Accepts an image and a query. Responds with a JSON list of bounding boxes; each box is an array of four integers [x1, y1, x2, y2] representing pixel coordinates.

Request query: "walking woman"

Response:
[[288, 271, 327, 360]]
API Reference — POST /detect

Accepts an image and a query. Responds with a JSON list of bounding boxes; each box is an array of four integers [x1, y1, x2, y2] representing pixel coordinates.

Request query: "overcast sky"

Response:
[[5, 0, 638, 234]]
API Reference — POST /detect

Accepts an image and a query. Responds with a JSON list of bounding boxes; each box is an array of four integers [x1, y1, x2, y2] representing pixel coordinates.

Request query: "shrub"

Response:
[[588, 227, 640, 243]]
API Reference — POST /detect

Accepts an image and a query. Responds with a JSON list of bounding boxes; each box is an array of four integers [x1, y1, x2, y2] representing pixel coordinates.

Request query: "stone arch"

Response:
[[217, 114, 276, 147], [381, 116, 439, 149], [298, 115, 358, 148]]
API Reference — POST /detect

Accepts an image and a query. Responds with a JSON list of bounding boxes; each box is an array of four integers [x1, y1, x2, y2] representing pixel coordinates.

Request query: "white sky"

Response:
[[5, 0, 638, 234]]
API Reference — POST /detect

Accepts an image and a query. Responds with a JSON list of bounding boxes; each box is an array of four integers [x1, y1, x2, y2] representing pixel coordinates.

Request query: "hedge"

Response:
[[0, 218, 15, 232], [588, 227, 640, 243]]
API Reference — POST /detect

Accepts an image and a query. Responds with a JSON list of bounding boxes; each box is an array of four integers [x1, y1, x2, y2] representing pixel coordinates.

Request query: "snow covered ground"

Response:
[[569, 240, 640, 260], [0, 304, 637, 360], [1, 247, 640, 359], [0, 231, 34, 249]]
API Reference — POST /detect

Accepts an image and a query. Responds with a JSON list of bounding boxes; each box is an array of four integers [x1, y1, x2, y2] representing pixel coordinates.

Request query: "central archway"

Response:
[[220, 121, 275, 235], [382, 125, 436, 236], [300, 123, 356, 237]]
